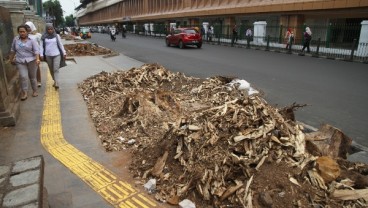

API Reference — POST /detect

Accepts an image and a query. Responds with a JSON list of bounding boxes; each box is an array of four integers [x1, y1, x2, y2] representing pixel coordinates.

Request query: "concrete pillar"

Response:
[[0, 6, 21, 126], [149, 23, 154, 35], [253, 21, 267, 45], [357, 20, 368, 57], [144, 23, 149, 35], [202, 22, 209, 40], [170, 22, 176, 30]]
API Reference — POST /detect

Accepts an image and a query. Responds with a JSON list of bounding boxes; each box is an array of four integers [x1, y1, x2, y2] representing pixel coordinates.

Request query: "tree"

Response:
[[65, 14, 75, 27], [43, 0, 64, 27]]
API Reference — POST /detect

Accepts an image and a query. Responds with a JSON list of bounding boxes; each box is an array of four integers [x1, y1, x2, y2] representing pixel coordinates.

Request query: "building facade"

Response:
[[75, 0, 368, 61], [76, 0, 368, 27]]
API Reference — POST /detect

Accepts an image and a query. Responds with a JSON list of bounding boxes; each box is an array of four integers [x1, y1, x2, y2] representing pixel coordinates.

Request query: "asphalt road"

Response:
[[89, 33, 368, 148]]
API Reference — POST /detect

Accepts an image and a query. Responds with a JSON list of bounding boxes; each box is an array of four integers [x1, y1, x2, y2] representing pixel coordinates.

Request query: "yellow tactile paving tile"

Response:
[[40, 73, 157, 207]]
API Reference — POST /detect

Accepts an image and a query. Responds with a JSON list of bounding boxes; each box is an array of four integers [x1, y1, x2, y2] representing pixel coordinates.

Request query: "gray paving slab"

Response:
[[0, 166, 10, 177], [2, 184, 39, 207], [12, 157, 42, 173], [0, 177, 6, 187], [20, 202, 38, 208], [9, 169, 40, 187]]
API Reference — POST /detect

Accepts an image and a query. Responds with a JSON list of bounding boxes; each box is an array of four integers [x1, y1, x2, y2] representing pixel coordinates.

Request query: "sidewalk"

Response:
[[1, 38, 367, 207], [0, 39, 161, 207]]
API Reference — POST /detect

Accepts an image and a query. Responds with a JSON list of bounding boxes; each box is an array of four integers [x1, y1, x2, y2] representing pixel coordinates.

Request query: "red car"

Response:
[[166, 28, 202, 49]]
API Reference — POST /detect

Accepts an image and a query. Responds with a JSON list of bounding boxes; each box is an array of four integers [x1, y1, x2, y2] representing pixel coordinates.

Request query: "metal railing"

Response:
[[123, 23, 367, 63]]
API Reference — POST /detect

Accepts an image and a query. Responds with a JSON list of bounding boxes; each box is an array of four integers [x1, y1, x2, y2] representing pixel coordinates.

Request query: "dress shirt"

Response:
[[40, 35, 66, 57], [11, 36, 39, 64]]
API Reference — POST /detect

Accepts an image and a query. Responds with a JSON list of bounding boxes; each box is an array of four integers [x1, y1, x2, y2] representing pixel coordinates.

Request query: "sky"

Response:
[[58, 0, 80, 17]]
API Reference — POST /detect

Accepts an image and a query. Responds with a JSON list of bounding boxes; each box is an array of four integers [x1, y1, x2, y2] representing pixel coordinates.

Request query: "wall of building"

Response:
[[76, 0, 368, 26], [0, 4, 45, 126]]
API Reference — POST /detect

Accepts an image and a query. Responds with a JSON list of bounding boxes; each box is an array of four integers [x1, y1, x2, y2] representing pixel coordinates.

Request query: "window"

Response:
[[184, 29, 197, 34]]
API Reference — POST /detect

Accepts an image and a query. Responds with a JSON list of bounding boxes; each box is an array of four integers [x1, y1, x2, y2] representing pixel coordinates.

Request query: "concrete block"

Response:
[[2, 184, 39, 207], [179, 199, 196, 208], [144, 179, 156, 193], [12, 156, 42, 173], [0, 177, 6, 188], [10, 169, 40, 187], [347, 151, 368, 164], [0, 165, 10, 177], [21, 202, 38, 208]]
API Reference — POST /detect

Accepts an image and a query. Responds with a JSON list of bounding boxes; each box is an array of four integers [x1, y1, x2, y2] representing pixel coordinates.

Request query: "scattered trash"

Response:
[[117, 136, 125, 143], [144, 179, 156, 194], [179, 199, 196, 208], [127, 139, 136, 145]]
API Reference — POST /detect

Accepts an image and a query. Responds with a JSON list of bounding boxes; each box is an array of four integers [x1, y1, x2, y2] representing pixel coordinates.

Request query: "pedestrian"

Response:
[[245, 28, 252, 48], [110, 27, 116, 41], [207, 26, 213, 42], [200, 26, 205, 39], [40, 23, 66, 89], [285, 28, 291, 49], [170, 25, 175, 34], [122, 26, 126, 38], [287, 31, 295, 50], [232, 24, 238, 46], [8, 25, 40, 100], [25, 21, 42, 87], [301, 27, 312, 53]]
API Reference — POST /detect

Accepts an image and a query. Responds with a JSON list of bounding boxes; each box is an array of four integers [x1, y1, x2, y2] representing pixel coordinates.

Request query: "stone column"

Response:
[[144, 23, 149, 35], [170, 22, 176, 30], [149, 23, 154, 35], [357, 20, 368, 57], [202, 22, 209, 35], [0, 6, 21, 126], [253, 21, 267, 45]]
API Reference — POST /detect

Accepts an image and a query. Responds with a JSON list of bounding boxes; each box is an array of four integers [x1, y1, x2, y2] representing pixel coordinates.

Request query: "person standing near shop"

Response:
[[285, 28, 295, 50], [207, 25, 213, 42], [245, 28, 252, 48], [122, 25, 127, 38], [231, 25, 238, 46], [25, 21, 42, 87], [40, 23, 66, 89], [9, 25, 40, 100], [285, 28, 292, 49]]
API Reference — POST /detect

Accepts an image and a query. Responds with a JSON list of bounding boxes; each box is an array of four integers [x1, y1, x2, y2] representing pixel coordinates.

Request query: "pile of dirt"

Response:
[[79, 64, 368, 207], [60, 34, 75, 40], [64, 43, 114, 56]]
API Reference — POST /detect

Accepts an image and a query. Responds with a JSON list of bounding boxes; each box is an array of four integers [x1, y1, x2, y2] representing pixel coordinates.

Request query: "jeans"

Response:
[[16, 60, 37, 91], [46, 55, 61, 84]]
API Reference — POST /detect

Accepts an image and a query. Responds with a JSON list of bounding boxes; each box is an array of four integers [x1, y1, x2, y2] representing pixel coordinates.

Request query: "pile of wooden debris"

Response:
[[64, 43, 114, 56], [79, 64, 368, 207]]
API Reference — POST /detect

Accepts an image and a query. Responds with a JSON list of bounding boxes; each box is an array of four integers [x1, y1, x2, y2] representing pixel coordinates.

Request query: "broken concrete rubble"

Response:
[[144, 179, 156, 194], [179, 199, 196, 208], [79, 63, 368, 207]]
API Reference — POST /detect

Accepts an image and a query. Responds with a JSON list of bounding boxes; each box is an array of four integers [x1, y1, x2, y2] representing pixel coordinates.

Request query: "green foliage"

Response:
[[43, 0, 64, 27], [65, 15, 75, 27]]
